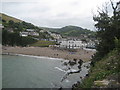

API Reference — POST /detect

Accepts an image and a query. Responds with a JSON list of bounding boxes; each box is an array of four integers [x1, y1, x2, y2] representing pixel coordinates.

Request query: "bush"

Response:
[[114, 37, 120, 52]]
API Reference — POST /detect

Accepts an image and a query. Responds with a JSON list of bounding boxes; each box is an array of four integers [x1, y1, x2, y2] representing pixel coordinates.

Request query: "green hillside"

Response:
[[1, 13, 56, 47], [59, 26, 95, 37], [0, 13, 22, 23], [42, 25, 96, 38], [75, 49, 120, 89], [0, 20, 2, 24]]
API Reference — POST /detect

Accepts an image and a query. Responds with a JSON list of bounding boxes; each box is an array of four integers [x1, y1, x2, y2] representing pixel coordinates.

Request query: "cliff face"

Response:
[[74, 49, 120, 89]]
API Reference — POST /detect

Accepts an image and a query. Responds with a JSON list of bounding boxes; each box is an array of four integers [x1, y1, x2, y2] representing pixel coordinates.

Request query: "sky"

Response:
[[1, 0, 119, 30]]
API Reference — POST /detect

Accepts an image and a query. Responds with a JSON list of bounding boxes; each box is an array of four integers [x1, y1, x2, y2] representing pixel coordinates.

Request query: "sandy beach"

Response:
[[2, 46, 95, 61]]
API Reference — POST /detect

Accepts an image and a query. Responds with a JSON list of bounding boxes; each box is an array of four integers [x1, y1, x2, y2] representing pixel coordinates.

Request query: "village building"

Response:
[[20, 31, 39, 37], [20, 32, 29, 37], [86, 40, 96, 48], [58, 39, 87, 49], [28, 32, 39, 36], [26, 29, 34, 32], [20, 29, 39, 37], [50, 33, 62, 40], [0, 24, 4, 29]]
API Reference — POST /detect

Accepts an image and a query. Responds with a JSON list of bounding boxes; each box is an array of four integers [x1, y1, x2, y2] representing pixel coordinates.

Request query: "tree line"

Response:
[[2, 19, 39, 46], [2, 30, 37, 46], [2, 19, 41, 32]]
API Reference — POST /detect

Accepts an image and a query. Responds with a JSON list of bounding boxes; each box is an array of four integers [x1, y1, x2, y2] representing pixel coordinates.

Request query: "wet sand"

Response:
[[2, 46, 95, 61]]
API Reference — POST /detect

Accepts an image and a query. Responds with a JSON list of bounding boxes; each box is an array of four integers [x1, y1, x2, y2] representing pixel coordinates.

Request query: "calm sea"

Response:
[[2, 54, 90, 88]]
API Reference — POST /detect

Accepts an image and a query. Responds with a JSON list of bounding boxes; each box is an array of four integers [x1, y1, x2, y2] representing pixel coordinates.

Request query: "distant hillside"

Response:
[[42, 25, 96, 38], [1, 13, 96, 39], [1, 13, 41, 30], [2, 13, 54, 47], [59, 26, 95, 37], [0, 13, 23, 23]]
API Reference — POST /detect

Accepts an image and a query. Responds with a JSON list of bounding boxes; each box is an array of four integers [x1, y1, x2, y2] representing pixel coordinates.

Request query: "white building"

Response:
[[20, 32, 28, 37], [26, 29, 34, 32], [59, 40, 87, 49], [86, 40, 95, 48], [50, 33, 62, 40], [0, 24, 4, 29], [20, 31, 39, 37], [25, 29, 39, 36], [29, 32, 39, 36]]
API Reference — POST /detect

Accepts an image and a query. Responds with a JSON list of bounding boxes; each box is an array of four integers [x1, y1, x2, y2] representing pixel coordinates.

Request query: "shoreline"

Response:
[[3, 51, 92, 88], [2, 52, 67, 61], [2, 46, 95, 61]]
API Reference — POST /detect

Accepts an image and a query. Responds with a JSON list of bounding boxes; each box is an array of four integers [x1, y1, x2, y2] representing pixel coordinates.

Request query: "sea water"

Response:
[[2, 55, 90, 88]]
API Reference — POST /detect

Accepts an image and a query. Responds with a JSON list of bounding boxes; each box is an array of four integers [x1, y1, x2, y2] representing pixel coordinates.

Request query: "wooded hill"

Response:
[[41, 25, 96, 39], [1, 13, 54, 46], [0, 13, 96, 39]]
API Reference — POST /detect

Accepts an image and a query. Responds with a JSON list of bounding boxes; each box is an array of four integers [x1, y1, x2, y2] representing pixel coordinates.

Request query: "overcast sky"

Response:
[[1, 0, 119, 30]]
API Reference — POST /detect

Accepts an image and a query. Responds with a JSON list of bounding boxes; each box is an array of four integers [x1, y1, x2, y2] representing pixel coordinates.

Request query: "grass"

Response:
[[31, 40, 56, 47], [0, 13, 22, 23], [0, 21, 2, 24], [78, 49, 120, 88]]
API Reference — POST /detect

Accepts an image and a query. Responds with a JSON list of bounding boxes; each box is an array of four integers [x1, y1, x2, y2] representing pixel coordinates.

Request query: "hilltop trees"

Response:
[[2, 30, 37, 46], [2, 19, 39, 46], [92, 1, 120, 61]]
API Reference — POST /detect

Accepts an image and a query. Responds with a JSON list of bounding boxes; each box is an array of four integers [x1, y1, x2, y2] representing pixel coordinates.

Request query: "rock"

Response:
[[86, 73, 89, 77], [90, 61, 94, 67], [63, 62, 68, 66], [68, 60, 76, 66], [77, 59, 83, 69], [72, 81, 80, 89], [58, 87, 62, 90], [73, 58, 77, 62], [78, 59, 83, 66], [78, 65, 81, 69], [86, 65, 89, 69], [80, 76, 82, 79]]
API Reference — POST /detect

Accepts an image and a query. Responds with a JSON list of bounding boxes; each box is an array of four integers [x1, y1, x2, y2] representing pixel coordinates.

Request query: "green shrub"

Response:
[[114, 37, 120, 52]]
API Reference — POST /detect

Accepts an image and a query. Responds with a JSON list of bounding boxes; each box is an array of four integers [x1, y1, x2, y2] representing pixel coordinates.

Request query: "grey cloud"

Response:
[[2, 1, 108, 30]]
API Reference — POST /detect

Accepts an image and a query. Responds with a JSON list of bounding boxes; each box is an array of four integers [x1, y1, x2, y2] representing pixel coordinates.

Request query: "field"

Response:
[[31, 40, 56, 47], [0, 13, 22, 23]]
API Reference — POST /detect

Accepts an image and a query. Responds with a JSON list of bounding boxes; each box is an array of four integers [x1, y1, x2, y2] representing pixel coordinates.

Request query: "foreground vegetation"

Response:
[[74, 1, 120, 89], [77, 49, 119, 88]]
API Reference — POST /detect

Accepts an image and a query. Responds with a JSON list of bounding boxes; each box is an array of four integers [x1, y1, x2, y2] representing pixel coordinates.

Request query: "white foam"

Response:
[[65, 79, 70, 83], [55, 67, 66, 72], [55, 67, 78, 73], [67, 69, 78, 73]]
